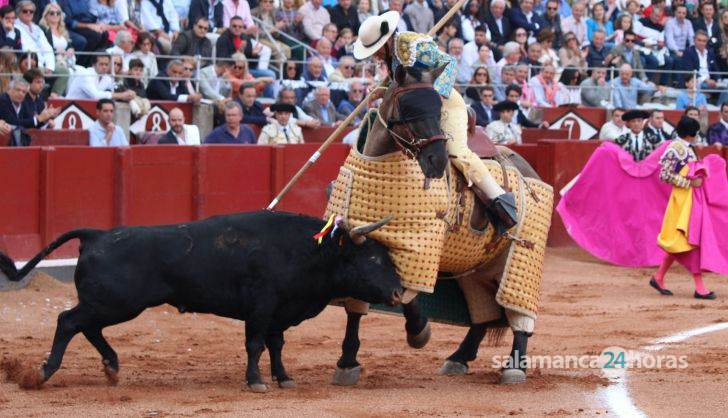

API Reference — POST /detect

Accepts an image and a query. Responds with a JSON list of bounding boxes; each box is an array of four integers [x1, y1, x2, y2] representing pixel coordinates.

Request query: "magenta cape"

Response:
[[556, 142, 671, 266], [674, 156, 728, 275]]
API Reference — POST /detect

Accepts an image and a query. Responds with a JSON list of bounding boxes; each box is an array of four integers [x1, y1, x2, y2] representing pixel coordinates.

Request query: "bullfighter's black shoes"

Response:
[[694, 291, 716, 300], [487, 192, 518, 235], [649, 277, 673, 296]]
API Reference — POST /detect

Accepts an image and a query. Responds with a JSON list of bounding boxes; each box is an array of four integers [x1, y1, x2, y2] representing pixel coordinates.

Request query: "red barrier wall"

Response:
[[0, 148, 41, 259]]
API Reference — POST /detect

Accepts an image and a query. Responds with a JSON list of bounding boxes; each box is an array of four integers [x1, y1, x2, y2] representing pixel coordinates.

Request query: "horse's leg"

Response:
[[500, 310, 534, 385], [439, 323, 487, 375], [403, 297, 431, 349], [333, 311, 363, 386]]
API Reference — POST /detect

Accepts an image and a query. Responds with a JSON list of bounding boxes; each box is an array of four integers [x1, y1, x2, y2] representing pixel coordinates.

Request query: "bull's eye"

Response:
[[369, 256, 382, 265]]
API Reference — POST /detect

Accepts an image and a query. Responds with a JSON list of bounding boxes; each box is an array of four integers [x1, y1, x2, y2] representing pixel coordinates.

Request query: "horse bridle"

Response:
[[376, 83, 447, 159]]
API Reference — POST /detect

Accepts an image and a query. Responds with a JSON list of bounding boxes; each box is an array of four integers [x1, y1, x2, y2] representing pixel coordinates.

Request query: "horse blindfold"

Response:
[[394, 89, 442, 123]]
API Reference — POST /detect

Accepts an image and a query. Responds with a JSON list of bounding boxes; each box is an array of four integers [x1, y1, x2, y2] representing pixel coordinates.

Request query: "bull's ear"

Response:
[[349, 216, 393, 245]]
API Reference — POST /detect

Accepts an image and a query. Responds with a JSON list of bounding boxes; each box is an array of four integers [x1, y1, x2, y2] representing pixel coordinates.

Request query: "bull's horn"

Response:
[[349, 216, 393, 245]]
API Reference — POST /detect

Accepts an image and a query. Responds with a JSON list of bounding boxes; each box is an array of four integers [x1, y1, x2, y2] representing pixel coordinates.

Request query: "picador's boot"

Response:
[[487, 192, 518, 235], [500, 330, 530, 384]]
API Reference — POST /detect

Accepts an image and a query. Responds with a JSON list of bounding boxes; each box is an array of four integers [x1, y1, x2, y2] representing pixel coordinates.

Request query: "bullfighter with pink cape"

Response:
[[557, 117, 728, 299]]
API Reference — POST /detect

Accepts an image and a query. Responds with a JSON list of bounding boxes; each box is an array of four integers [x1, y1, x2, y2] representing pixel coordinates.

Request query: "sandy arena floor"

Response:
[[1, 247, 726, 417]]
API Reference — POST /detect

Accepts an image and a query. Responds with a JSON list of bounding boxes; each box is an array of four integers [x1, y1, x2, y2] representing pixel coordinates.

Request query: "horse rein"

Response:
[[376, 83, 447, 160]]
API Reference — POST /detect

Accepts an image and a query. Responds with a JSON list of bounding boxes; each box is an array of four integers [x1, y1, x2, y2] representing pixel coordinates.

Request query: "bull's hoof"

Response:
[[499, 369, 526, 385], [248, 383, 269, 393], [407, 322, 431, 349], [332, 366, 361, 386], [438, 360, 469, 375], [277, 379, 296, 389], [103, 365, 119, 386]]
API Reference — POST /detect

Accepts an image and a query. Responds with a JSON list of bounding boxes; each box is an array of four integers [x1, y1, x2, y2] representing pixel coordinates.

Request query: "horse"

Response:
[[325, 65, 553, 386]]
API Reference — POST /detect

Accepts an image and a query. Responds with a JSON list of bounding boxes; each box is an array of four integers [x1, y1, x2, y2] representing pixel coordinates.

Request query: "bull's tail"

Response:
[[0, 229, 101, 282]]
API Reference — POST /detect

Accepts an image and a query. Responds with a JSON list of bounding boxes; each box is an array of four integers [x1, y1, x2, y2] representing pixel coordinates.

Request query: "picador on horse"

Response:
[[324, 11, 555, 385]]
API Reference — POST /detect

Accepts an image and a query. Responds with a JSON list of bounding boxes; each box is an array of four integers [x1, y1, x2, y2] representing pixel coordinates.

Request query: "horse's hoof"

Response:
[[103, 365, 119, 386], [438, 360, 469, 375], [248, 383, 268, 393], [500, 369, 526, 385], [278, 379, 296, 389], [332, 366, 361, 386], [407, 322, 431, 349]]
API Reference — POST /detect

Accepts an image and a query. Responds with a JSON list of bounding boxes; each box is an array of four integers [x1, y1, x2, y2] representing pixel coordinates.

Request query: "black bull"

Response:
[[0, 211, 403, 392]]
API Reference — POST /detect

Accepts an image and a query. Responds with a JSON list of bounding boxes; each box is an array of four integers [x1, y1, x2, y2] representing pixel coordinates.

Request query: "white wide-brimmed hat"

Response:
[[353, 11, 400, 60]]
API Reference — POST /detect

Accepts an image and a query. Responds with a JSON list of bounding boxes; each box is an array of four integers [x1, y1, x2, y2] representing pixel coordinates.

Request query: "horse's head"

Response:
[[377, 65, 449, 179]]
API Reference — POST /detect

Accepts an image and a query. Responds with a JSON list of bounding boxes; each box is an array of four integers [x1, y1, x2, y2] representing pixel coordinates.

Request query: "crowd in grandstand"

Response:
[[0, 0, 727, 146]]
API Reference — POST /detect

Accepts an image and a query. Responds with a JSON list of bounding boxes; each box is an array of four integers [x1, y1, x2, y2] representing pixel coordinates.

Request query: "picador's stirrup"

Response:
[[486, 192, 518, 235]]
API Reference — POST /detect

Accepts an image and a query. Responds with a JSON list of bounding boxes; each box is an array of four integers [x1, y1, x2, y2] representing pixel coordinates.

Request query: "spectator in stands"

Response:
[[540, 0, 563, 49], [252, 0, 291, 63], [693, 3, 720, 52], [159, 107, 201, 144], [0, 6, 22, 51], [665, 5, 695, 86], [612, 15, 632, 47], [39, 4, 76, 78], [643, 109, 669, 143], [684, 30, 721, 91], [529, 63, 561, 107], [495, 42, 521, 83], [236, 83, 271, 127], [303, 85, 345, 126], [0, 78, 58, 129], [335, 27, 355, 57], [171, 16, 213, 60], [464, 66, 492, 103], [299, 0, 330, 42], [486, 100, 522, 144], [22, 69, 54, 128], [513, 28, 529, 60], [433, 0, 463, 36], [204, 100, 256, 144], [277, 0, 306, 43], [537, 27, 560, 67], [329, 0, 360, 34], [140, 0, 181, 53], [328, 54, 357, 82], [89, 98, 128, 147], [561, 0, 587, 46], [485, 0, 512, 57], [59, 0, 109, 65], [14, 2, 58, 78], [257, 102, 304, 144], [614, 109, 660, 161], [278, 87, 320, 128], [228, 53, 253, 96], [189, 0, 225, 35], [388, 0, 412, 33], [557, 67, 582, 105], [610, 63, 657, 109], [461, 0, 483, 43], [675, 75, 709, 110], [129, 32, 160, 86], [580, 66, 610, 107], [356, 0, 372, 25], [436, 20, 458, 52], [404, 0, 433, 34], [336, 80, 365, 123], [494, 65, 516, 101], [222, 0, 257, 33], [524, 42, 543, 75], [314, 37, 337, 76], [640, 4, 665, 33], [199, 60, 232, 114], [509, 0, 544, 40], [599, 107, 627, 140], [67, 54, 137, 101], [608, 31, 647, 81], [512, 64, 535, 104], [105, 30, 135, 72], [0, 51, 15, 94], [558, 31, 587, 74], [121, 58, 152, 116], [505, 84, 545, 128], [311, 23, 338, 58], [89, 0, 141, 39], [216, 16, 249, 58], [303, 56, 327, 81], [146, 59, 202, 103], [461, 26, 489, 70], [448, 38, 471, 85], [587, 3, 615, 49], [585, 29, 610, 69], [471, 85, 496, 127], [706, 101, 728, 146]]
